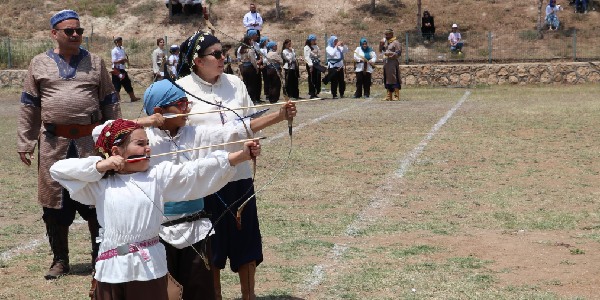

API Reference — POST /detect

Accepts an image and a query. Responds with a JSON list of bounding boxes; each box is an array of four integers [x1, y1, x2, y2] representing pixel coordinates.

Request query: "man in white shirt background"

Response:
[[243, 3, 263, 39]]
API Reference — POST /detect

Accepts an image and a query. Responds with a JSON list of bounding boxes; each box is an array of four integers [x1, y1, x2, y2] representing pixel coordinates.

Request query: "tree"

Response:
[[417, 0, 422, 32], [276, 0, 281, 19], [371, 0, 375, 13]]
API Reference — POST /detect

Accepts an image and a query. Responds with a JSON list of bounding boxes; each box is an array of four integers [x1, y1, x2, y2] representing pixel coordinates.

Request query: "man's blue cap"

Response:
[[50, 10, 79, 29]]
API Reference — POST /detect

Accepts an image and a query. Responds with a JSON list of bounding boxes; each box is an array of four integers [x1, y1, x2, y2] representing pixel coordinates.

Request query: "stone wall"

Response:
[[2, 62, 599, 89]]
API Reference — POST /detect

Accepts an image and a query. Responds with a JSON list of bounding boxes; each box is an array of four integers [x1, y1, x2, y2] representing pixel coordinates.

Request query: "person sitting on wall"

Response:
[[448, 23, 464, 54]]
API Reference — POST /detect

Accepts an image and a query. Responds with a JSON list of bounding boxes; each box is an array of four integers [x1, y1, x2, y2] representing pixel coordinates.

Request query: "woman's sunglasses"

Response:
[[163, 99, 191, 111], [56, 28, 85, 36], [200, 50, 224, 59]]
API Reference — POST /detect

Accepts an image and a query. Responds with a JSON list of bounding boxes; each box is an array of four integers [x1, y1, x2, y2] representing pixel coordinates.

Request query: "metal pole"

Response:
[[7, 38, 11, 69], [405, 32, 409, 64], [85, 36, 89, 50], [572, 29, 577, 62], [488, 31, 492, 64]]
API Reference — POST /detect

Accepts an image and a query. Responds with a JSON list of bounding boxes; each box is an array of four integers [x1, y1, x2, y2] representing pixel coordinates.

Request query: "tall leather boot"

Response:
[[238, 261, 256, 300], [384, 90, 393, 101], [44, 221, 70, 280], [394, 89, 400, 101], [127, 91, 140, 102], [213, 267, 223, 300]]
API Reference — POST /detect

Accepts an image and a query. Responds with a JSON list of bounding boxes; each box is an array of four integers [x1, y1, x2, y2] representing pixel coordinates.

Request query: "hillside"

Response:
[[1, 0, 598, 41]]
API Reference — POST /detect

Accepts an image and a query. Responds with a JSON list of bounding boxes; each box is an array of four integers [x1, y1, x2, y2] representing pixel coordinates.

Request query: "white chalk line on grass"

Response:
[[300, 90, 471, 297], [0, 219, 87, 262]]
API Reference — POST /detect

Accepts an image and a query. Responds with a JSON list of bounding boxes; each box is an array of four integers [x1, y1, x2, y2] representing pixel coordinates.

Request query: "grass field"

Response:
[[1, 84, 599, 299]]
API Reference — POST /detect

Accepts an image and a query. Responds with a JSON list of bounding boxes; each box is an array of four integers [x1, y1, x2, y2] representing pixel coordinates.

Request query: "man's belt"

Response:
[[161, 210, 211, 227], [44, 122, 100, 139], [96, 236, 160, 262]]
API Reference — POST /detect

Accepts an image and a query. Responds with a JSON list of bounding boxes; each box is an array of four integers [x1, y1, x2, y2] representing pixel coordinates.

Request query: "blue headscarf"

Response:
[[143, 79, 186, 116], [247, 29, 258, 37], [266, 41, 277, 51], [259, 36, 269, 44], [307, 34, 317, 41], [328, 35, 338, 47], [360, 37, 373, 60]]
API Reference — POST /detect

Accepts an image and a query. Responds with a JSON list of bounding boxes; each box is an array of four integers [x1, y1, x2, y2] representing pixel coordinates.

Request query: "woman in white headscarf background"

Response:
[[353, 37, 376, 99], [303, 34, 323, 99], [265, 41, 283, 103], [282, 39, 300, 99], [324, 35, 348, 99]]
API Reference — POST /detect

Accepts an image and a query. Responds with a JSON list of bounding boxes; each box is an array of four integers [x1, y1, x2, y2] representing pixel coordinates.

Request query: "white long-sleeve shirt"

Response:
[[151, 47, 166, 74], [353, 47, 377, 73], [147, 121, 252, 248], [49, 153, 236, 283], [111, 46, 127, 70], [326, 45, 348, 68], [303, 45, 320, 67], [243, 11, 263, 31], [282, 48, 297, 70], [177, 72, 257, 183]]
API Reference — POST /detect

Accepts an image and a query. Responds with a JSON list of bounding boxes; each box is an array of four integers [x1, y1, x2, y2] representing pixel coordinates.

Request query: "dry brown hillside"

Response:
[[1, 0, 598, 40]]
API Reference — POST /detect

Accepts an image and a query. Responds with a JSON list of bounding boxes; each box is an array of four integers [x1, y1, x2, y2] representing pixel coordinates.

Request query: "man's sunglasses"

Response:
[[56, 28, 85, 36], [163, 99, 191, 111], [200, 50, 224, 59]]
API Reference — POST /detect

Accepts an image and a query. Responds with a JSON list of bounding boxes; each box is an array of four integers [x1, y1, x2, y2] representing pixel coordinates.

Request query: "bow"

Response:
[[205, 20, 294, 229]]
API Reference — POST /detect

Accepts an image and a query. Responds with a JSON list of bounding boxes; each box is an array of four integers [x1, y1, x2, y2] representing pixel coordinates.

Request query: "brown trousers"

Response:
[[94, 276, 169, 300]]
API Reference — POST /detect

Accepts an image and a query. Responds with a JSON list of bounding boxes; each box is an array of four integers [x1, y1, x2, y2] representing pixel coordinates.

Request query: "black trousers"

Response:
[[306, 63, 321, 97], [355, 71, 372, 97], [328, 67, 345, 97], [285, 69, 299, 98], [111, 69, 134, 94], [266, 67, 281, 103], [241, 64, 262, 103]]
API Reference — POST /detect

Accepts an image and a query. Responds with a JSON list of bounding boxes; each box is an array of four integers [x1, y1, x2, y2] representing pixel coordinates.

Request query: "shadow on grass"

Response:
[[68, 263, 94, 276]]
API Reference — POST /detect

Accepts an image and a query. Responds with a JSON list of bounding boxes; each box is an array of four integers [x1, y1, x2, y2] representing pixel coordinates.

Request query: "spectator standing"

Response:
[[243, 3, 263, 38], [111, 37, 141, 102], [421, 11, 436, 41], [575, 0, 588, 13], [353, 38, 376, 99], [304, 34, 323, 99], [152, 38, 166, 81], [265, 41, 283, 103], [239, 31, 263, 104], [223, 43, 235, 75], [165, 0, 183, 15], [324, 35, 348, 99], [175, 30, 297, 300], [546, 0, 563, 30], [168, 44, 180, 79], [448, 24, 464, 53], [17, 9, 121, 280], [259, 36, 270, 103], [282, 39, 300, 99], [381, 29, 402, 101]]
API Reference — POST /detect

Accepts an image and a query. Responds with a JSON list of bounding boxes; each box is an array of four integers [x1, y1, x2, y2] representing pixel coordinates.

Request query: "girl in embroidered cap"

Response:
[[175, 30, 297, 300], [49, 118, 261, 300]]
